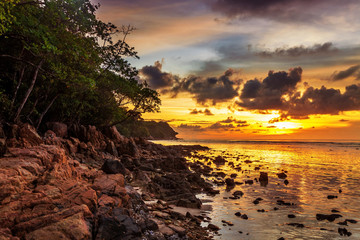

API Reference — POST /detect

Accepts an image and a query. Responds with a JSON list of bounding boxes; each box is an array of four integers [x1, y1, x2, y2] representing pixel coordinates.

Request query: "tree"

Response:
[[0, 0, 160, 128]]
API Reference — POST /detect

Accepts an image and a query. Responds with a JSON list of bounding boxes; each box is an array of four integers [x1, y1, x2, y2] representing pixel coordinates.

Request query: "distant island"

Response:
[[116, 120, 178, 140]]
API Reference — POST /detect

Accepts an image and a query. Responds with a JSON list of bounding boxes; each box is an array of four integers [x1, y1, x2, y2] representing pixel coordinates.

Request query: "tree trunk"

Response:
[[14, 59, 43, 123], [11, 67, 25, 108], [36, 94, 58, 130]]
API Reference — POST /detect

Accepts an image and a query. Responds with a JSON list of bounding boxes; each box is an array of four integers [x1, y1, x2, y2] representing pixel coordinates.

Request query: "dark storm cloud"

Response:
[[189, 108, 214, 115], [170, 69, 242, 105], [140, 61, 179, 89], [257, 42, 337, 58], [239, 67, 302, 110], [237, 67, 360, 118], [210, 0, 357, 22], [331, 64, 360, 81], [286, 84, 360, 117]]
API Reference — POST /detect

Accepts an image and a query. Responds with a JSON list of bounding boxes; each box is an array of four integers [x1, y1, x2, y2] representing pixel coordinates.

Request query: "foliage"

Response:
[[117, 120, 178, 139], [0, 0, 160, 128]]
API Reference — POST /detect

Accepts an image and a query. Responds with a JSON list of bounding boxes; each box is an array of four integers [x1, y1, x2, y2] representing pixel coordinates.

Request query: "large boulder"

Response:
[[46, 122, 68, 138], [101, 159, 126, 175]]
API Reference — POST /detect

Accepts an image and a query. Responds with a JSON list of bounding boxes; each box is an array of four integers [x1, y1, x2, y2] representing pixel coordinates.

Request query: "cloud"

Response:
[[330, 64, 360, 81], [209, 0, 358, 22], [256, 42, 337, 58], [189, 108, 214, 115], [219, 117, 248, 125], [140, 61, 179, 89], [170, 68, 242, 105], [239, 67, 302, 110], [285, 84, 360, 118], [237, 67, 360, 118], [176, 124, 204, 131]]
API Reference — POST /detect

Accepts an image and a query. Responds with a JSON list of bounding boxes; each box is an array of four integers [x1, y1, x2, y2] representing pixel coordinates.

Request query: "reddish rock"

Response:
[[18, 123, 43, 147], [25, 212, 91, 240]]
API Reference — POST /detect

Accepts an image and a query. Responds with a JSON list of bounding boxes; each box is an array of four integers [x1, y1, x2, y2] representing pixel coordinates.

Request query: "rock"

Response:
[[101, 159, 126, 175], [0, 228, 20, 240], [241, 214, 248, 220], [221, 220, 234, 226], [338, 227, 352, 236], [46, 122, 68, 138], [337, 221, 348, 226], [92, 174, 126, 197], [18, 123, 43, 146], [316, 214, 342, 222], [127, 138, 139, 157], [345, 219, 357, 224], [233, 191, 244, 197], [288, 214, 296, 218], [225, 178, 235, 187], [235, 212, 241, 217], [284, 179, 289, 185], [207, 224, 220, 231], [25, 212, 91, 240], [287, 223, 304, 228], [245, 180, 254, 185], [230, 173, 237, 178], [244, 160, 252, 164], [257, 209, 265, 213], [259, 172, 268, 186], [213, 156, 226, 165], [327, 195, 338, 199], [106, 140, 118, 157], [277, 172, 287, 179], [278, 237, 285, 240], [168, 224, 186, 236]]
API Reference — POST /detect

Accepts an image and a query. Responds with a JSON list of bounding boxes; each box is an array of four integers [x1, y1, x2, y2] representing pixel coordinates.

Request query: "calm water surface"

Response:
[[153, 140, 360, 240]]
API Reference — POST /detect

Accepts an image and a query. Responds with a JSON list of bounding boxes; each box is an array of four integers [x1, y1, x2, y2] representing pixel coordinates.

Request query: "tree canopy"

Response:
[[0, 0, 160, 129]]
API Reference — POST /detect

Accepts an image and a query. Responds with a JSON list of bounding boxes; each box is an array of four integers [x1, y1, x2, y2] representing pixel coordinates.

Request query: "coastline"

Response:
[[0, 123, 215, 240]]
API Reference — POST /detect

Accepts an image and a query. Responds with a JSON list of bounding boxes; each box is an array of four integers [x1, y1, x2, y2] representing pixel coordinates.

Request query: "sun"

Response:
[[271, 121, 302, 129]]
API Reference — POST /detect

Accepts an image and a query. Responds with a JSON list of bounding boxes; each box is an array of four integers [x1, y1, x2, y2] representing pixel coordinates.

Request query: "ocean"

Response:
[[153, 140, 360, 239]]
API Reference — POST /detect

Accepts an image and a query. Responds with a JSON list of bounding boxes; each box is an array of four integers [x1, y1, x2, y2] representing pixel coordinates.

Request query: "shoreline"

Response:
[[0, 123, 216, 240]]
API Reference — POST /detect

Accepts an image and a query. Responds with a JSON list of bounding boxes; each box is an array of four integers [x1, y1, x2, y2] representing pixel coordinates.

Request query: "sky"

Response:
[[95, 0, 360, 140]]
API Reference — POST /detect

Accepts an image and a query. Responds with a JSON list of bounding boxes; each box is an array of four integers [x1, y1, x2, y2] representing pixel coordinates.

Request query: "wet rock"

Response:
[[235, 212, 241, 217], [213, 156, 226, 165], [331, 209, 340, 213], [221, 220, 233, 226], [337, 221, 348, 226], [225, 178, 235, 187], [257, 209, 265, 212], [277, 172, 287, 179], [316, 213, 342, 222], [208, 224, 220, 232], [240, 214, 248, 220], [214, 171, 226, 178], [259, 172, 268, 186], [230, 173, 237, 178], [345, 219, 357, 224], [101, 159, 126, 175], [274, 207, 279, 211], [244, 160, 252, 164], [245, 180, 254, 185], [287, 223, 304, 228], [276, 200, 293, 206], [284, 180, 289, 185], [278, 237, 285, 240], [288, 214, 296, 218], [327, 195, 338, 199], [338, 227, 352, 236], [233, 191, 244, 197]]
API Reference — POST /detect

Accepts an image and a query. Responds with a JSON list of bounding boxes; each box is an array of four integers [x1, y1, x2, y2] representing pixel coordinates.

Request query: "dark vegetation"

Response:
[[117, 120, 178, 139], [0, 0, 160, 131]]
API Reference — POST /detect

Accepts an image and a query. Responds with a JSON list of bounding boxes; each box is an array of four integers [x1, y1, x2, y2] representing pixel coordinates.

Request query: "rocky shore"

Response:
[[0, 122, 216, 240]]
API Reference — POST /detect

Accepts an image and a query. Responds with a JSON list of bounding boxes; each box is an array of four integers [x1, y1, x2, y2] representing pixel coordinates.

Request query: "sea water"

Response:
[[153, 140, 360, 240]]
